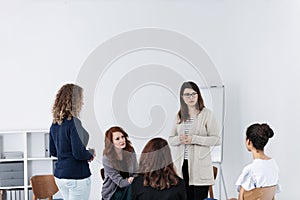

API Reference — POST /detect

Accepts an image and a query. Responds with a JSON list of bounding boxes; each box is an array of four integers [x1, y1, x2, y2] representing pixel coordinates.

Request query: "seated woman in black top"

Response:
[[131, 138, 186, 200]]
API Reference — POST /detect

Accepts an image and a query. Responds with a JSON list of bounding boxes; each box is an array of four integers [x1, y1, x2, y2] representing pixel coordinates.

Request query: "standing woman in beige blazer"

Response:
[[169, 81, 221, 200]]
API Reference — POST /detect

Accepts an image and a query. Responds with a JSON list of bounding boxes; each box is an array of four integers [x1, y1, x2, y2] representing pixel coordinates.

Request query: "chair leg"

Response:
[[209, 185, 214, 198]]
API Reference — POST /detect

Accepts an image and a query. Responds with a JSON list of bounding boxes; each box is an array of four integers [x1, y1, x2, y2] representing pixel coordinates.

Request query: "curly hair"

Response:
[[52, 83, 83, 125], [139, 138, 179, 190], [103, 126, 135, 171]]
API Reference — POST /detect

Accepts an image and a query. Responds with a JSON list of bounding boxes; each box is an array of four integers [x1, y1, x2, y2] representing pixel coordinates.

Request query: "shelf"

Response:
[[27, 157, 57, 161], [0, 158, 24, 162], [0, 130, 55, 200], [0, 186, 25, 190]]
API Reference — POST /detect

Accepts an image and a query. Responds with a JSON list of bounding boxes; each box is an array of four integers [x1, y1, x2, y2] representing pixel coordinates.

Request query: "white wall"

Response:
[[1, 0, 300, 199]]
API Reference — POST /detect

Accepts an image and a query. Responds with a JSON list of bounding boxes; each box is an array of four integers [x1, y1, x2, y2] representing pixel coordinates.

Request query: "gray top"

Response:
[[101, 154, 137, 200]]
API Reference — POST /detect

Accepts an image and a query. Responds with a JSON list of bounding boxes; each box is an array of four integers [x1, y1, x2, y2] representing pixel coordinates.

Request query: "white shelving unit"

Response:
[[0, 130, 57, 200]]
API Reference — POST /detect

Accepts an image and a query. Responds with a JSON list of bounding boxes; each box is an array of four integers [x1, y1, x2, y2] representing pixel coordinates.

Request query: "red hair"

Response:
[[103, 126, 135, 171]]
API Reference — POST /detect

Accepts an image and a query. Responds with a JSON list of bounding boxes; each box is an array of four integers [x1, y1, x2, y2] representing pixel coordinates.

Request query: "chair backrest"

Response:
[[100, 168, 105, 180], [30, 174, 59, 200], [208, 166, 218, 198], [243, 186, 276, 200]]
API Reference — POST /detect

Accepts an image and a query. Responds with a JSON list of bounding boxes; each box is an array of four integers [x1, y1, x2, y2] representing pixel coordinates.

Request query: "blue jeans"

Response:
[[55, 177, 91, 200]]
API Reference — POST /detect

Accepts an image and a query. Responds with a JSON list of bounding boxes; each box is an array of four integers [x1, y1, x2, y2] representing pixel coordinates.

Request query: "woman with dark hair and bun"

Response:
[[235, 123, 281, 199], [131, 138, 186, 200]]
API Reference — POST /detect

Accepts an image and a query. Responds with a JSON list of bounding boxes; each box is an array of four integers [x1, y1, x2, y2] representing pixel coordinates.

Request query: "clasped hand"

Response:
[[88, 148, 96, 162], [179, 134, 192, 144], [127, 177, 134, 184]]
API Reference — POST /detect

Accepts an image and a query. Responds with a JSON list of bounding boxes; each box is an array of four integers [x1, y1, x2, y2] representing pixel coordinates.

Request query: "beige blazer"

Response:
[[169, 108, 221, 185]]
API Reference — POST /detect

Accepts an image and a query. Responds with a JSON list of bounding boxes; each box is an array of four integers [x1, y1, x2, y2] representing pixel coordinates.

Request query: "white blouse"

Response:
[[235, 158, 281, 192]]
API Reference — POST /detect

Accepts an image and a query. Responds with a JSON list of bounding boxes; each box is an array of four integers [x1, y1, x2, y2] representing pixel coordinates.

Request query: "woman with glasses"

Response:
[[169, 81, 221, 200]]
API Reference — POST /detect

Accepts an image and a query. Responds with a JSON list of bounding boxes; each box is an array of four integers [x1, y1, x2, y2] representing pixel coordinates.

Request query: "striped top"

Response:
[[183, 117, 194, 159]]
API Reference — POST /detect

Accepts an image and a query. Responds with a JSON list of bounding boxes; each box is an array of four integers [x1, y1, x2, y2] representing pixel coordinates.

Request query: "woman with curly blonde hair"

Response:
[[50, 83, 95, 200]]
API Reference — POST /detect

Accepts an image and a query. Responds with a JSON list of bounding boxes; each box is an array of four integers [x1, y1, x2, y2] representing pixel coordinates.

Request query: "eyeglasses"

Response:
[[182, 92, 198, 98]]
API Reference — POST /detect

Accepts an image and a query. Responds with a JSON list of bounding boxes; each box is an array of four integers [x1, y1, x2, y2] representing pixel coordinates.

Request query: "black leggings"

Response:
[[182, 159, 209, 200]]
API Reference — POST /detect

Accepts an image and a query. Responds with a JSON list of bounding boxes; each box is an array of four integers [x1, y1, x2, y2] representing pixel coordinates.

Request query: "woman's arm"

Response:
[[238, 186, 245, 200], [168, 117, 182, 146], [103, 157, 132, 188], [70, 125, 93, 161], [190, 109, 221, 146], [49, 128, 57, 157]]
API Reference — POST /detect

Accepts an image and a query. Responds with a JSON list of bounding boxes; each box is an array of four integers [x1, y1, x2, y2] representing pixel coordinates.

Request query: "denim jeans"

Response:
[[55, 177, 91, 200]]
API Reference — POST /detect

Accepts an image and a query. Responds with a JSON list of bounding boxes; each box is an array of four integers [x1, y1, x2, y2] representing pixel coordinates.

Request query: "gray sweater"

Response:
[[101, 154, 137, 200]]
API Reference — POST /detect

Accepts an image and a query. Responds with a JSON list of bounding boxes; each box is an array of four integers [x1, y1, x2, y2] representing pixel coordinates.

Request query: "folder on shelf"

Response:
[[44, 133, 50, 157], [0, 136, 3, 159], [2, 151, 23, 159], [4, 190, 24, 200], [0, 190, 6, 200]]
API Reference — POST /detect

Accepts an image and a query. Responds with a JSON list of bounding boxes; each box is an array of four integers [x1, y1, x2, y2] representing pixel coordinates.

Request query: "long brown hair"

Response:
[[52, 83, 83, 125], [177, 81, 205, 123], [139, 138, 179, 190], [103, 126, 135, 171]]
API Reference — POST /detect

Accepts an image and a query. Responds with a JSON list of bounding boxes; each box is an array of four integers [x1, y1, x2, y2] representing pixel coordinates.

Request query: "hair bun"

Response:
[[262, 123, 274, 138]]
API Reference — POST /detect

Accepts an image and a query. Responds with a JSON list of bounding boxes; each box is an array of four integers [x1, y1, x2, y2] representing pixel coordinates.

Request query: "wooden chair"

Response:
[[30, 174, 59, 200], [243, 186, 276, 200], [228, 185, 276, 200], [208, 166, 218, 198]]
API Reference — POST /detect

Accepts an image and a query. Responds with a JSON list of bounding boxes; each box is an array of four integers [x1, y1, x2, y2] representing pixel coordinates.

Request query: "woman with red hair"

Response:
[[101, 126, 137, 200]]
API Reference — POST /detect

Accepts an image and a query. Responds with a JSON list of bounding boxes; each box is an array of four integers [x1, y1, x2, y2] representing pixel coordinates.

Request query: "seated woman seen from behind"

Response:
[[235, 123, 280, 200], [131, 138, 186, 200]]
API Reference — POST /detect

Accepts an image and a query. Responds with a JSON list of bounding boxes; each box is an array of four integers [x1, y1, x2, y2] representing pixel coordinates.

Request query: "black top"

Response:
[[131, 175, 187, 200]]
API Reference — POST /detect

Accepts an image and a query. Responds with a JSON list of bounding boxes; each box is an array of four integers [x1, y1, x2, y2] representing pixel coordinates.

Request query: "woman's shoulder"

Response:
[[58, 117, 81, 127], [72, 117, 83, 126], [50, 117, 76, 128], [103, 154, 110, 161], [133, 175, 144, 182], [173, 175, 185, 188], [200, 107, 212, 114], [195, 107, 214, 119], [177, 175, 185, 183], [240, 159, 278, 177], [252, 158, 279, 171], [252, 158, 277, 165], [132, 175, 145, 188], [102, 155, 111, 165]]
